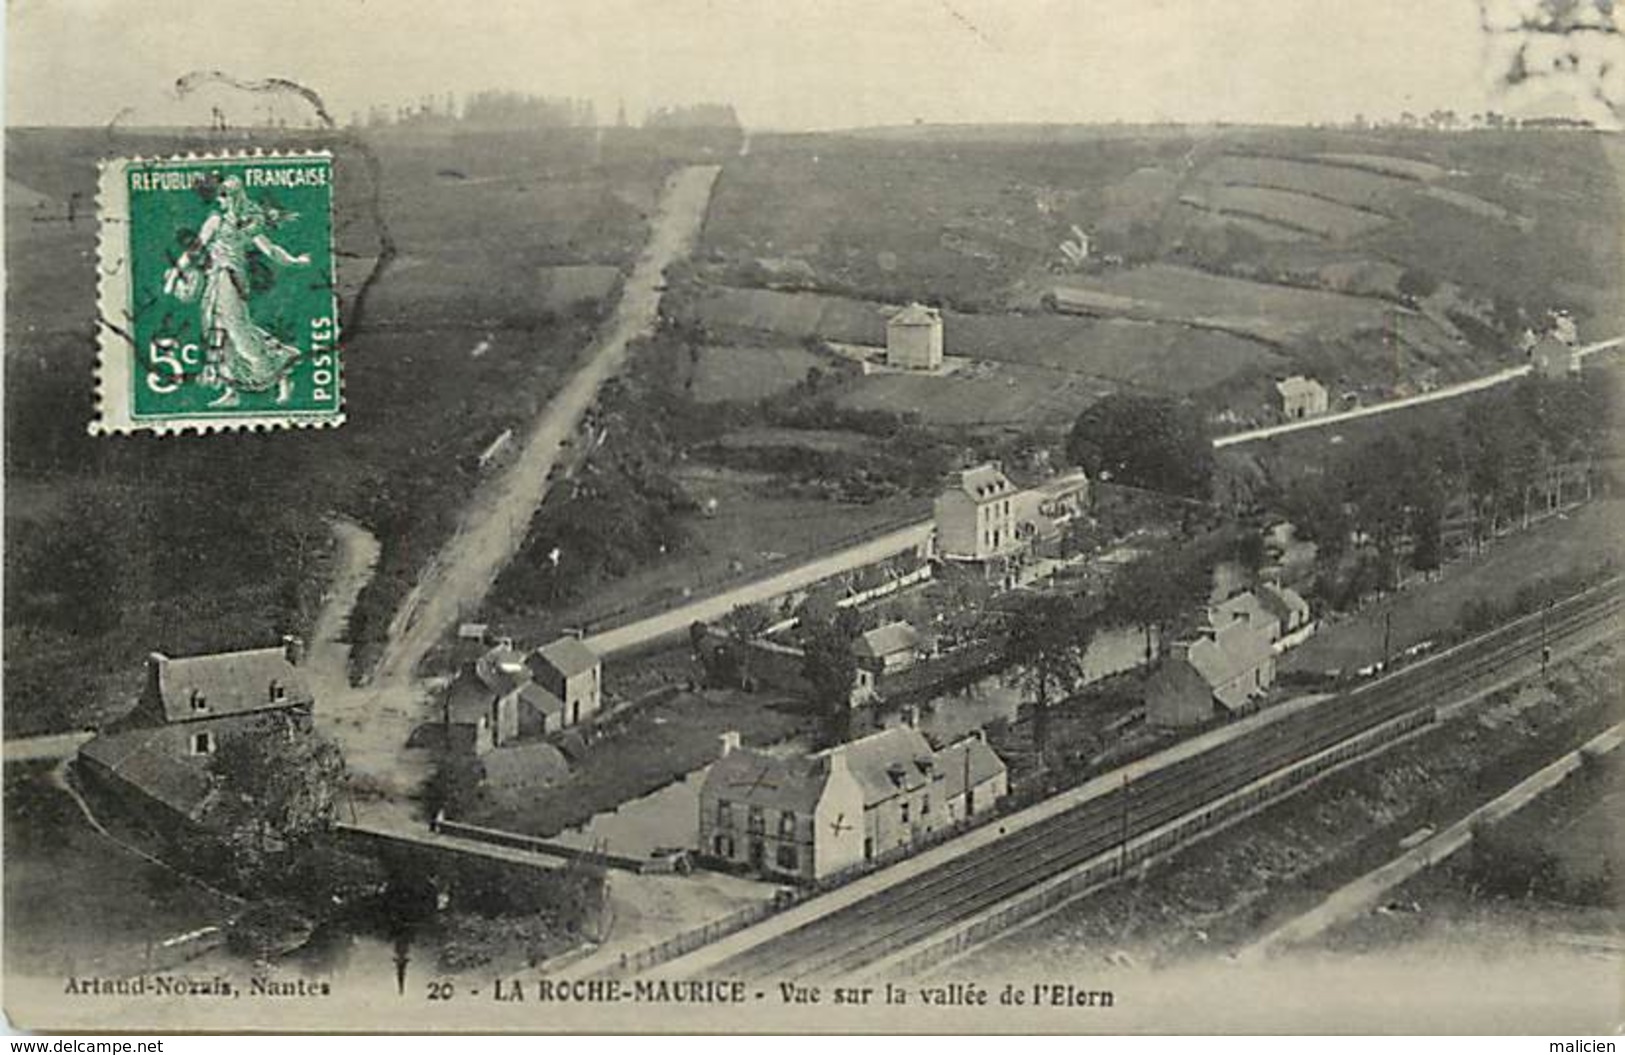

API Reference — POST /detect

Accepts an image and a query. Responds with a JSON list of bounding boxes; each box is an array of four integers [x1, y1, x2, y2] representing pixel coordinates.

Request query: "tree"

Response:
[[1106, 540, 1211, 667], [801, 620, 859, 744], [1396, 268, 1439, 303], [205, 713, 347, 885], [1003, 593, 1090, 771], [721, 602, 774, 689], [1067, 394, 1214, 500]]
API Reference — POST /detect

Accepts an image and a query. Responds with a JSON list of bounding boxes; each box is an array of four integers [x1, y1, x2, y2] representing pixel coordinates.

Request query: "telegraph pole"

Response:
[[1118, 771, 1131, 875], [1382, 609, 1393, 672], [1541, 599, 1553, 676]]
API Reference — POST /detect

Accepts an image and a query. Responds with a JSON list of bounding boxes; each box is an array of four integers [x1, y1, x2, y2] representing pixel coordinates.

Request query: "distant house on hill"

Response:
[[935, 463, 1020, 564], [697, 726, 1007, 882], [1145, 592, 1280, 728], [1530, 334, 1581, 380], [886, 303, 944, 371], [77, 638, 314, 825], [1275, 376, 1329, 421], [443, 634, 603, 755]]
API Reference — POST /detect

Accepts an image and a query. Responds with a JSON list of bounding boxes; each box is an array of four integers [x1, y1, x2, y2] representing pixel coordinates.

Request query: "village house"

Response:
[[1256, 581, 1315, 651], [1275, 375, 1329, 421], [1145, 592, 1281, 729], [697, 726, 1007, 883], [935, 463, 1022, 567], [851, 620, 932, 703], [443, 634, 603, 755], [77, 638, 314, 825], [885, 302, 945, 371], [1012, 468, 1091, 558]]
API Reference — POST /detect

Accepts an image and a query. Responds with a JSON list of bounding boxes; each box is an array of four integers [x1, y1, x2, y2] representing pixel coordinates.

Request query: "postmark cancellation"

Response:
[[92, 151, 342, 435]]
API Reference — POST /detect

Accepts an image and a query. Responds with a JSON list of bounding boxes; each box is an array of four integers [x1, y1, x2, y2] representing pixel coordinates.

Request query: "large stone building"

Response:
[[443, 634, 603, 755], [1275, 375, 1329, 421], [77, 638, 315, 825], [697, 726, 1007, 883], [934, 463, 1021, 564]]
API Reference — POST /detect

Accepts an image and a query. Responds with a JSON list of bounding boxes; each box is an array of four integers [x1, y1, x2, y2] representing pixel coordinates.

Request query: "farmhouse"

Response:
[[1275, 375, 1329, 421], [698, 726, 1007, 882], [443, 634, 603, 754], [1145, 592, 1281, 728], [935, 463, 1021, 564], [77, 638, 314, 825], [1256, 581, 1315, 650], [886, 303, 944, 371]]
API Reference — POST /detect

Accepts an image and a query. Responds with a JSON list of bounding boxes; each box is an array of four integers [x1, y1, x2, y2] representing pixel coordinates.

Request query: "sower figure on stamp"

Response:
[[163, 175, 309, 407]]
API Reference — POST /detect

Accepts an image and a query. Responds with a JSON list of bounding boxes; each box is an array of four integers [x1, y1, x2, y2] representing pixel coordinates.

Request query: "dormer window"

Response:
[[269, 680, 287, 703], [189, 690, 208, 714]]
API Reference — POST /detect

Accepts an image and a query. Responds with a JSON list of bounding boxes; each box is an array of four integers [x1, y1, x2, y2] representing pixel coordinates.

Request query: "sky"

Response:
[[2, 0, 1603, 130]]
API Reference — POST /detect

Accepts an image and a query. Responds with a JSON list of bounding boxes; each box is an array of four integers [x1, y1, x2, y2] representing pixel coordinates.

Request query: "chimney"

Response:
[[282, 635, 306, 667], [146, 652, 170, 704], [822, 744, 849, 776], [718, 730, 742, 758]]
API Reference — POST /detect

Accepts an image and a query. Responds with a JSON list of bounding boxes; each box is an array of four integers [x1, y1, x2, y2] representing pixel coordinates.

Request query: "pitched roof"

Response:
[[1256, 582, 1310, 625], [938, 735, 1006, 801], [1209, 591, 1280, 638], [518, 682, 566, 717], [888, 302, 940, 327], [833, 726, 940, 806], [79, 725, 217, 820], [856, 621, 922, 661], [150, 647, 311, 724], [532, 636, 599, 679], [704, 747, 829, 814], [952, 463, 1015, 502]]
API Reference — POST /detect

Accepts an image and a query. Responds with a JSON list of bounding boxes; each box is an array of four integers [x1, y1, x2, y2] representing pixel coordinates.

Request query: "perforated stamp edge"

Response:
[[91, 149, 346, 436]]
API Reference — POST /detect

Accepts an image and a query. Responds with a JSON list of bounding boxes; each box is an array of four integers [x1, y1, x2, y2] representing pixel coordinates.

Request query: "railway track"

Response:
[[705, 581, 1624, 981]]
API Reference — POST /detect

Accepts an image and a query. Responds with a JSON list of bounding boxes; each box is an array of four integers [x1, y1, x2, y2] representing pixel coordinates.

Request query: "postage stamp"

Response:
[[93, 151, 341, 434]]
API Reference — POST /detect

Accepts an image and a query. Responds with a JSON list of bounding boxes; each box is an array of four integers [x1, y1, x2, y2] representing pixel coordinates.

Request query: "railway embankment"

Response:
[[956, 634, 1624, 979]]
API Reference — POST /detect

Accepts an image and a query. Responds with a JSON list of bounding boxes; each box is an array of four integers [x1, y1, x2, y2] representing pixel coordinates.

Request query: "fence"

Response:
[[601, 898, 783, 977], [433, 817, 657, 873]]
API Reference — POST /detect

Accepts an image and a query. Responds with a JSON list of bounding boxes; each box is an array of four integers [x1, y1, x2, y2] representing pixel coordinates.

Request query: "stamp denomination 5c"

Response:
[[93, 151, 341, 434]]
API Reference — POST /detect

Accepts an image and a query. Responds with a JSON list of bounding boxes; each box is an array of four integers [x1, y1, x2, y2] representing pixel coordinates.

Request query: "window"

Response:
[[716, 799, 733, 829], [189, 690, 208, 714], [901, 801, 910, 825], [779, 811, 797, 838], [713, 834, 734, 858], [269, 680, 286, 703], [191, 731, 215, 756], [864, 836, 874, 861], [922, 794, 931, 816], [776, 845, 799, 871], [748, 804, 765, 834]]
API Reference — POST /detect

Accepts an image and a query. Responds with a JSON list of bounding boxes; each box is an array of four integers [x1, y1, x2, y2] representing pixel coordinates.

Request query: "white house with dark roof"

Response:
[[1257, 581, 1315, 651], [529, 635, 602, 727], [77, 638, 314, 824], [935, 463, 1021, 563], [886, 302, 944, 370], [697, 725, 1008, 882]]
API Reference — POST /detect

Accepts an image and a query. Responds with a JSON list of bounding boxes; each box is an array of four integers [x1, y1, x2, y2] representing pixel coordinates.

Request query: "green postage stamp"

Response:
[[93, 151, 341, 434]]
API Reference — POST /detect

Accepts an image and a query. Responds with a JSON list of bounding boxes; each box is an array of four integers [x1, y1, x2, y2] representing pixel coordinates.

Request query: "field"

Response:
[[4, 126, 667, 732], [1050, 263, 1405, 344], [689, 343, 824, 403], [698, 126, 1625, 413]]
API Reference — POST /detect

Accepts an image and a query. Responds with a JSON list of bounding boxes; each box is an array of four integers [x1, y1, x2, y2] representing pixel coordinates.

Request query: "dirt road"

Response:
[[371, 164, 721, 687]]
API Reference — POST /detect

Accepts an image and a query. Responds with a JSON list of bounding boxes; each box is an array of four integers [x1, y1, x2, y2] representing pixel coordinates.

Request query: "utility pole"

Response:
[[1117, 771, 1131, 875], [1541, 599, 1553, 676], [1382, 609, 1393, 672]]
